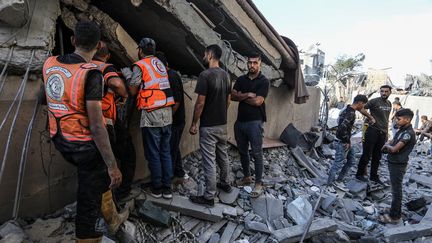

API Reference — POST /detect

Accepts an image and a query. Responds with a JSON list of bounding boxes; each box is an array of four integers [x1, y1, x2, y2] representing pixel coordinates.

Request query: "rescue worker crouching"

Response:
[[42, 21, 129, 242], [122, 38, 175, 199]]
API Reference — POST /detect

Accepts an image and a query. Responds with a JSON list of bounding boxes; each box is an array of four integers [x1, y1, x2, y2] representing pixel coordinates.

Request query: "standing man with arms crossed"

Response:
[[43, 21, 124, 242], [380, 109, 416, 224], [127, 38, 175, 199], [231, 53, 269, 198], [189, 44, 232, 206], [356, 85, 392, 184]]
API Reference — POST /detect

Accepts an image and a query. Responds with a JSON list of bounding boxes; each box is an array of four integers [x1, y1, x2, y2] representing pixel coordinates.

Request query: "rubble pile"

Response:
[[2, 125, 432, 242]]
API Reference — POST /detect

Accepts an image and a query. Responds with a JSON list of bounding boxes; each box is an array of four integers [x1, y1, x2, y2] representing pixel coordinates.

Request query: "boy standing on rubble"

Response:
[[327, 95, 369, 186], [379, 108, 416, 224]]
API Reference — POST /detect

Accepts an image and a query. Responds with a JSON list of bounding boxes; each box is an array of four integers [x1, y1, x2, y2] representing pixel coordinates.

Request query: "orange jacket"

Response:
[[43, 56, 99, 142], [92, 60, 119, 124], [134, 56, 174, 111]]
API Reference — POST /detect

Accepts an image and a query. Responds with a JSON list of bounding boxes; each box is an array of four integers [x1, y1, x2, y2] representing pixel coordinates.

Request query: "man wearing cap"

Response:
[[122, 38, 175, 199]]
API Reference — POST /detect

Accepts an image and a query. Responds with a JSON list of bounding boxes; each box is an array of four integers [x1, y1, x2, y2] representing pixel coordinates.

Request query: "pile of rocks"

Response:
[[2, 127, 432, 243]]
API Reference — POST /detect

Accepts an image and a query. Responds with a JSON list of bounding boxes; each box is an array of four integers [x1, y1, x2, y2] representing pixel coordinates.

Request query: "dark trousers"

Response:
[[170, 122, 185, 177], [113, 122, 136, 199], [142, 126, 173, 189], [388, 162, 407, 219], [356, 126, 387, 179], [234, 120, 264, 183], [61, 148, 110, 239]]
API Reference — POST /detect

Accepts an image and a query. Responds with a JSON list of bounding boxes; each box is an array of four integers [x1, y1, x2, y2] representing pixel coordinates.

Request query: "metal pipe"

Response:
[[299, 186, 325, 243], [0, 50, 35, 185], [12, 97, 39, 219]]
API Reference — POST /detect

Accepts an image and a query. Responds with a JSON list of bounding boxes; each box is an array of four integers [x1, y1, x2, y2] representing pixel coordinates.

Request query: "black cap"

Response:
[[138, 37, 155, 49]]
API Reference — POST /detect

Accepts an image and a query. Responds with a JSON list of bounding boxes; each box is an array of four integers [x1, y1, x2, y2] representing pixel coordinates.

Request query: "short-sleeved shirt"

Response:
[[233, 73, 269, 122], [51, 53, 104, 152], [365, 97, 392, 133], [168, 69, 185, 125], [388, 124, 416, 164], [130, 62, 172, 128], [336, 105, 356, 143], [195, 67, 230, 127]]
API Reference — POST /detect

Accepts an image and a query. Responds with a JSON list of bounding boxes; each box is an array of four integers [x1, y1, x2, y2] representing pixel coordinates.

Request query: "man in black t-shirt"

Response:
[[379, 109, 416, 224], [156, 52, 187, 182], [231, 53, 269, 198], [189, 45, 232, 206], [356, 85, 392, 184]]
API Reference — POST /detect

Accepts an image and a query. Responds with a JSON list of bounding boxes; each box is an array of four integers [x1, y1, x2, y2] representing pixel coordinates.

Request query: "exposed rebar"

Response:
[[0, 46, 14, 93], [0, 49, 35, 185]]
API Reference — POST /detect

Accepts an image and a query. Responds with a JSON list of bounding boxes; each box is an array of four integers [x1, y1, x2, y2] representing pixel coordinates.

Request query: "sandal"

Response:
[[250, 183, 264, 198], [378, 214, 400, 224], [236, 176, 254, 187]]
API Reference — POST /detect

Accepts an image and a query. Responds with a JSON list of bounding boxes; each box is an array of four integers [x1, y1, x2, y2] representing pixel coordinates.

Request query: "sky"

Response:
[[253, 0, 432, 86]]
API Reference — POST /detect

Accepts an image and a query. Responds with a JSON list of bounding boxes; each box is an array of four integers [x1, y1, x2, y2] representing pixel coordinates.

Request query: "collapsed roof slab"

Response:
[[0, 0, 29, 28], [0, 0, 59, 74], [91, 0, 284, 81]]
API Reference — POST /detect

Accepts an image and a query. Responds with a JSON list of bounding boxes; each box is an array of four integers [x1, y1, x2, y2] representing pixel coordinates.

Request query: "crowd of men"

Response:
[[42, 21, 269, 241], [42, 20, 431, 241]]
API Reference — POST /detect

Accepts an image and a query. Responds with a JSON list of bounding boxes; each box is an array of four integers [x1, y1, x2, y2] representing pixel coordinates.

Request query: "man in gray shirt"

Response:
[[356, 85, 392, 184], [189, 44, 232, 206]]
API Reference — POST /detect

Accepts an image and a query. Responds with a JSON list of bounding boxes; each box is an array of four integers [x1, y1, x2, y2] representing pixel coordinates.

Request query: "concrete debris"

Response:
[[251, 194, 283, 222], [285, 196, 313, 225], [244, 220, 270, 234], [410, 174, 432, 189], [384, 223, 432, 242], [219, 187, 240, 205], [135, 200, 171, 228], [272, 218, 338, 243], [346, 179, 368, 199], [0, 0, 29, 27], [0, 220, 27, 242]]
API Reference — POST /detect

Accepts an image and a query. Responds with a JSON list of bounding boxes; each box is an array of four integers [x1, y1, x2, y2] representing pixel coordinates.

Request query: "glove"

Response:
[[121, 67, 132, 80]]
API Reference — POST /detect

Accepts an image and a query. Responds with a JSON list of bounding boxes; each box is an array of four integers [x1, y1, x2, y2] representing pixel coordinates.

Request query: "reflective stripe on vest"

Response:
[[43, 56, 99, 142], [134, 56, 175, 111]]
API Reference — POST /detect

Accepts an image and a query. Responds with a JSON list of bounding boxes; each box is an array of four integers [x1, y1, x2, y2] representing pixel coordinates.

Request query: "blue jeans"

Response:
[[328, 141, 355, 184], [142, 126, 173, 189], [234, 120, 264, 183]]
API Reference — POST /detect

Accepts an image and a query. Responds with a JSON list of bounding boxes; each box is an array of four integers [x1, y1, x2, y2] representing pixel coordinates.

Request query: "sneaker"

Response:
[[189, 195, 215, 207], [356, 175, 369, 182], [162, 187, 173, 199], [151, 188, 162, 198], [217, 183, 233, 193], [370, 177, 385, 186]]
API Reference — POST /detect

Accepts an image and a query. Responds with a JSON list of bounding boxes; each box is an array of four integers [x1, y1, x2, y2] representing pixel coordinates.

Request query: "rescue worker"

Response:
[[92, 42, 135, 201], [124, 38, 175, 199], [42, 21, 127, 242]]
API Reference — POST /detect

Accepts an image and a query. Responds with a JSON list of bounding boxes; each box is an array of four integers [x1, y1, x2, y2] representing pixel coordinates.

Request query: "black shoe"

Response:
[[189, 195, 214, 207], [151, 187, 162, 198], [162, 187, 173, 199], [356, 175, 369, 182], [217, 183, 233, 193], [370, 177, 385, 186]]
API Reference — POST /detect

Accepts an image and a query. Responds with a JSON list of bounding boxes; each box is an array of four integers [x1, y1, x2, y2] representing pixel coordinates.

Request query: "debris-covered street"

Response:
[[2, 123, 432, 242]]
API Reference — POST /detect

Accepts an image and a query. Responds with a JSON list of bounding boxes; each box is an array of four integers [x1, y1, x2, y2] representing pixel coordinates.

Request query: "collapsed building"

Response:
[[0, 0, 320, 223]]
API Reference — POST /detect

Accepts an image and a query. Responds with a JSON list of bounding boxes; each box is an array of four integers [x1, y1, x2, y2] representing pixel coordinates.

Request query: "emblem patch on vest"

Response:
[[151, 58, 167, 76], [46, 74, 65, 101]]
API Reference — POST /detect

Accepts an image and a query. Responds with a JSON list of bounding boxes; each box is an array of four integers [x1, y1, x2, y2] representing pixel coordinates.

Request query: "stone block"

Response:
[[285, 196, 312, 225], [136, 200, 171, 228], [245, 221, 270, 234], [219, 187, 240, 205], [346, 179, 367, 199], [272, 219, 338, 243], [251, 195, 283, 222]]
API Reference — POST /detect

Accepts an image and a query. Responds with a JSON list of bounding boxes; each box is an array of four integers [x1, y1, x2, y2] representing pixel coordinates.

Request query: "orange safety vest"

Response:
[[92, 60, 119, 124], [134, 56, 175, 111], [43, 56, 99, 142]]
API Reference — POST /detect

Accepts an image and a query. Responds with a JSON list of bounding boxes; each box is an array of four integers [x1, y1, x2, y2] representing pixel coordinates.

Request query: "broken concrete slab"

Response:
[[145, 194, 236, 222], [346, 179, 368, 199], [218, 187, 240, 205], [335, 221, 365, 239], [197, 220, 227, 243], [136, 200, 171, 228], [272, 218, 338, 243], [285, 196, 313, 225], [24, 218, 64, 242], [220, 221, 237, 243], [421, 203, 432, 224], [230, 224, 245, 242], [208, 233, 220, 243], [291, 146, 325, 178], [245, 221, 271, 234], [0, 220, 27, 242], [384, 223, 432, 242], [0, 0, 29, 27], [251, 194, 283, 222], [410, 174, 432, 188]]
